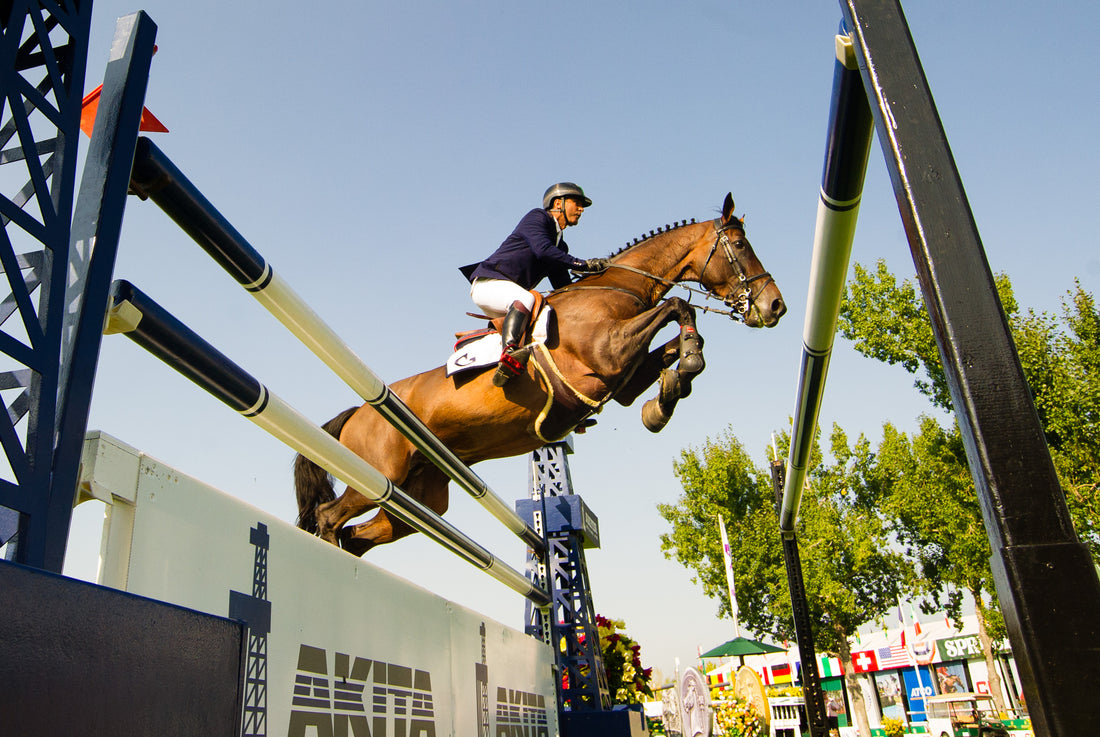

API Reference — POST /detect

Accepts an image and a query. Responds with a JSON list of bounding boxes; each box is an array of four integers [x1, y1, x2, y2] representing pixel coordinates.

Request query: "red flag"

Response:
[[80, 84, 169, 137], [910, 604, 923, 637], [851, 649, 879, 673]]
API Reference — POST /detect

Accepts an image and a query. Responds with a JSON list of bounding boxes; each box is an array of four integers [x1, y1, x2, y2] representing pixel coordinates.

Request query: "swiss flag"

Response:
[[851, 649, 879, 674]]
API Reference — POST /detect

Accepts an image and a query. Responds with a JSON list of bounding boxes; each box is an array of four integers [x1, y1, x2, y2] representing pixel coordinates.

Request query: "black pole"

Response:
[[772, 460, 831, 737], [841, 1, 1100, 732]]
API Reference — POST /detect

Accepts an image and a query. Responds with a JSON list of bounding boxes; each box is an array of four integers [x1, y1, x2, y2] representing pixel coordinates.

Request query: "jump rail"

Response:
[[128, 136, 544, 554], [779, 33, 874, 533], [105, 279, 551, 607]]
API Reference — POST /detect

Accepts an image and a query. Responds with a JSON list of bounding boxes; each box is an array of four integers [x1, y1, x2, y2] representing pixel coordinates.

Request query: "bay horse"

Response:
[[295, 193, 785, 555]]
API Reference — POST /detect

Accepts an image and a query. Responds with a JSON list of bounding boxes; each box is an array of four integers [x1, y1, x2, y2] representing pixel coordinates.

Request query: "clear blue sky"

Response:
[[64, 1, 1098, 681]]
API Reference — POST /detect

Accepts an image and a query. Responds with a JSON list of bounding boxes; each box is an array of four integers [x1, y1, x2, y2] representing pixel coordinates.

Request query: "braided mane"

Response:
[[608, 218, 699, 258]]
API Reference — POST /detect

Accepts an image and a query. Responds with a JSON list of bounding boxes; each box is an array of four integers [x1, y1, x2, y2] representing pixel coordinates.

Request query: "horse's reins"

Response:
[[556, 219, 775, 321]]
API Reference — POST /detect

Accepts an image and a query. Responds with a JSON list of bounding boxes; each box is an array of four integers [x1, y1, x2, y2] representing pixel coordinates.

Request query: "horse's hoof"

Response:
[[641, 397, 671, 432], [659, 367, 682, 401]]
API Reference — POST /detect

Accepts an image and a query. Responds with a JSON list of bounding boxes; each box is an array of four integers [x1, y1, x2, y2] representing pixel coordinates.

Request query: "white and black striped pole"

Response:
[[780, 32, 875, 533], [129, 137, 544, 554], [106, 279, 551, 607]]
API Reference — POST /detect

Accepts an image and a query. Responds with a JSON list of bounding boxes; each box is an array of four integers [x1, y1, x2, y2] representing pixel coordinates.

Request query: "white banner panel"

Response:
[[80, 431, 557, 736]]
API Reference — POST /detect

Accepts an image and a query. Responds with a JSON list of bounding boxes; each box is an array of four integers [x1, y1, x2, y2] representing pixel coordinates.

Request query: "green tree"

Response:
[[839, 262, 1100, 710], [874, 417, 1009, 712], [659, 426, 906, 737], [839, 262, 1099, 555]]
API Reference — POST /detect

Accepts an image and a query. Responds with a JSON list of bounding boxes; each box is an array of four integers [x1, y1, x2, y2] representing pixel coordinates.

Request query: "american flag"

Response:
[[876, 642, 912, 669]]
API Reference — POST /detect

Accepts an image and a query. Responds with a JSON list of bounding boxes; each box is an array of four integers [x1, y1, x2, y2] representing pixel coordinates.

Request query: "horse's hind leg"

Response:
[[315, 490, 377, 546], [341, 465, 450, 557]]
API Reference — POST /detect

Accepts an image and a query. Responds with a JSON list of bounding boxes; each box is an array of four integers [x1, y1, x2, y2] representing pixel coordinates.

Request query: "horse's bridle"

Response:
[[555, 218, 774, 321], [699, 218, 776, 319]]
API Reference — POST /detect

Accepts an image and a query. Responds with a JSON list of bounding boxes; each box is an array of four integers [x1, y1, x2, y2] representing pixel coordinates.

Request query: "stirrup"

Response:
[[492, 348, 528, 387]]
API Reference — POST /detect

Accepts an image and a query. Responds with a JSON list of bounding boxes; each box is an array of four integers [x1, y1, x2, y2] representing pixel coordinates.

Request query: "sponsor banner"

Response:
[[902, 667, 935, 721], [937, 634, 983, 661], [88, 435, 557, 737]]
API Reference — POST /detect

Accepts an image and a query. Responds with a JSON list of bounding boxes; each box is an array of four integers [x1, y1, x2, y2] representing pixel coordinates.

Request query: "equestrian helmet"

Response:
[[543, 182, 592, 210]]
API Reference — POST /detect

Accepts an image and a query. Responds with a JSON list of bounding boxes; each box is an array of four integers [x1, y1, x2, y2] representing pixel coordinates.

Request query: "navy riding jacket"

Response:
[[460, 208, 584, 290]]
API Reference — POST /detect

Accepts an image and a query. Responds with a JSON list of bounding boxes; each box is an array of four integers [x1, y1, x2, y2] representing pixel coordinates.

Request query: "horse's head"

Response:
[[696, 193, 786, 328]]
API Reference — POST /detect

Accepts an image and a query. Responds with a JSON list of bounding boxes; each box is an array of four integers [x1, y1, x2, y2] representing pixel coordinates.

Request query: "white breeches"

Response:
[[470, 278, 536, 317]]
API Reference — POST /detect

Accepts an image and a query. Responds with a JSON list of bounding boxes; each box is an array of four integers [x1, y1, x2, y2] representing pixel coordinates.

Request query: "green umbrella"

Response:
[[700, 636, 786, 659]]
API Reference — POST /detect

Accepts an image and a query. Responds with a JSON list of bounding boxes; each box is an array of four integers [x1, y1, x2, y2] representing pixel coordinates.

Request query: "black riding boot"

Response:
[[493, 303, 531, 387]]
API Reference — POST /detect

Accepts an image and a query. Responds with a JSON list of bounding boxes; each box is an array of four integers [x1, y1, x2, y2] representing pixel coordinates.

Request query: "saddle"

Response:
[[454, 290, 546, 350]]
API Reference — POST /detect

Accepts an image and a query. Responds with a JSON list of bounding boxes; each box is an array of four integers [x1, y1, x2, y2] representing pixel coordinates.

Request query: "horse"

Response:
[[295, 192, 785, 555]]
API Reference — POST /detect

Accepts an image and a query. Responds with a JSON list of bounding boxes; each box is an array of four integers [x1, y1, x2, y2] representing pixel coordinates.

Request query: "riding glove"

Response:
[[574, 258, 611, 273]]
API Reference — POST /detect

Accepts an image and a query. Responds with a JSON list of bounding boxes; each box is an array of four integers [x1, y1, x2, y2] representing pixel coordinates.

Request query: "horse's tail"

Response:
[[294, 406, 359, 533]]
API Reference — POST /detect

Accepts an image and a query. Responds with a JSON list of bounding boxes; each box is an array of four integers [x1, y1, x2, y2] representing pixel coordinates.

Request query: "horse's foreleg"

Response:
[[600, 297, 706, 431], [614, 336, 681, 406], [641, 367, 684, 432]]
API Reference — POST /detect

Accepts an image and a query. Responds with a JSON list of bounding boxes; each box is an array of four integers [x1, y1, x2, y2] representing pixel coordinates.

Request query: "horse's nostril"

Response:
[[773, 298, 786, 317]]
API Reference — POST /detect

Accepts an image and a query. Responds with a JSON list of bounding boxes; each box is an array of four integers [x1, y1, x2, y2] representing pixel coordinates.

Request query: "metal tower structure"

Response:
[[0, 0, 91, 565], [0, 5, 156, 571], [230, 522, 272, 737], [520, 439, 611, 713]]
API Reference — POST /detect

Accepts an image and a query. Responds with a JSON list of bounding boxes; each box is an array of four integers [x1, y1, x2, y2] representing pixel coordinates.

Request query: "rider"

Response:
[[461, 182, 610, 386]]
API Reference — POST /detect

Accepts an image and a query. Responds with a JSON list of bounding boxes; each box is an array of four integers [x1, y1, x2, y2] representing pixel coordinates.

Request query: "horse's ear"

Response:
[[722, 192, 735, 222]]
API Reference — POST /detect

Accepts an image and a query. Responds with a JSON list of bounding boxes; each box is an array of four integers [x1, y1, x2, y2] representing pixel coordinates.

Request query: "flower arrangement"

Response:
[[880, 716, 905, 737], [596, 614, 654, 704], [712, 695, 766, 737]]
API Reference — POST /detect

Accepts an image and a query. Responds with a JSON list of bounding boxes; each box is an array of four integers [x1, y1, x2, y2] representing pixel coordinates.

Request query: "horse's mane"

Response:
[[608, 218, 699, 258]]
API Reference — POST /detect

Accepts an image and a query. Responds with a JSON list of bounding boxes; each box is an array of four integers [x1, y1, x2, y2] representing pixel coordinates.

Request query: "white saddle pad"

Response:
[[445, 308, 551, 377]]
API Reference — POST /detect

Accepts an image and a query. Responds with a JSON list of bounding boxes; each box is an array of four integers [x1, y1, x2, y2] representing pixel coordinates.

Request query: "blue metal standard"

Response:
[[0, 3, 146, 570], [520, 441, 611, 714], [229, 523, 273, 737]]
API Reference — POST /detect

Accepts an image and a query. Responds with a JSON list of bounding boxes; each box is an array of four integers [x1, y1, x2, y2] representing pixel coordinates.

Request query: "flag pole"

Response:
[[719, 513, 740, 638]]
